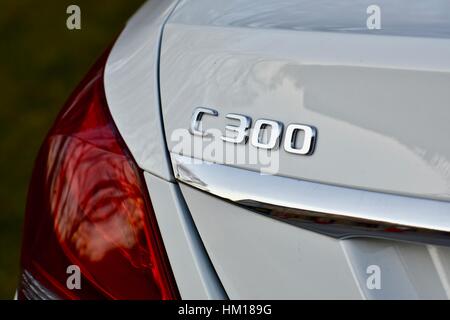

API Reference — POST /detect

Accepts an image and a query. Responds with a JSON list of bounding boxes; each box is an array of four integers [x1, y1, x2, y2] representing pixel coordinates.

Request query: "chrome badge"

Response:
[[189, 107, 317, 155]]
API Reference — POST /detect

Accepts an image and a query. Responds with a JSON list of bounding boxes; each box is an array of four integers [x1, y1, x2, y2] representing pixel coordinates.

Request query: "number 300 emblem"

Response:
[[189, 107, 316, 155]]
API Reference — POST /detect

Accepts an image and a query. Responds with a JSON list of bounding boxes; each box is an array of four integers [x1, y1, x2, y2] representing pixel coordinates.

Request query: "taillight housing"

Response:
[[18, 49, 179, 300]]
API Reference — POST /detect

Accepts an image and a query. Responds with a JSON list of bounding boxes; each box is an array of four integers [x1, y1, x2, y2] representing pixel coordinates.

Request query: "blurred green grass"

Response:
[[0, 0, 145, 299]]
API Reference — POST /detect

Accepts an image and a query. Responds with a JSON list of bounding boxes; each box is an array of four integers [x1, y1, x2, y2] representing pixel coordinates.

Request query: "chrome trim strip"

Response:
[[20, 270, 60, 300], [172, 153, 450, 246]]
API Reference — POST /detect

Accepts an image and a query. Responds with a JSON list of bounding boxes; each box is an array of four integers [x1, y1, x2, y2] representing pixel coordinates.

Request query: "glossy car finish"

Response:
[[104, 0, 225, 299], [157, 0, 450, 299], [160, 0, 450, 201], [104, 0, 177, 181], [25, 0, 450, 299]]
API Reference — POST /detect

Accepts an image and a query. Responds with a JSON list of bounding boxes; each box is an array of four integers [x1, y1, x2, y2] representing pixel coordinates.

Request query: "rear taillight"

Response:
[[18, 49, 179, 300]]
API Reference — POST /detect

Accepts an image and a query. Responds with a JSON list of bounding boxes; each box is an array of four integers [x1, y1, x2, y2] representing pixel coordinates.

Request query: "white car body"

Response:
[[20, 0, 450, 299]]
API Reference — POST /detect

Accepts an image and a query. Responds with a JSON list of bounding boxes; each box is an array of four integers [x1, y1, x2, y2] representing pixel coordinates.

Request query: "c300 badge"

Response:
[[189, 107, 316, 155]]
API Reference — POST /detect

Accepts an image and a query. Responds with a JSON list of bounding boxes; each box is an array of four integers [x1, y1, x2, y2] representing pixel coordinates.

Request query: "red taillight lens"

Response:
[[18, 50, 179, 300]]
